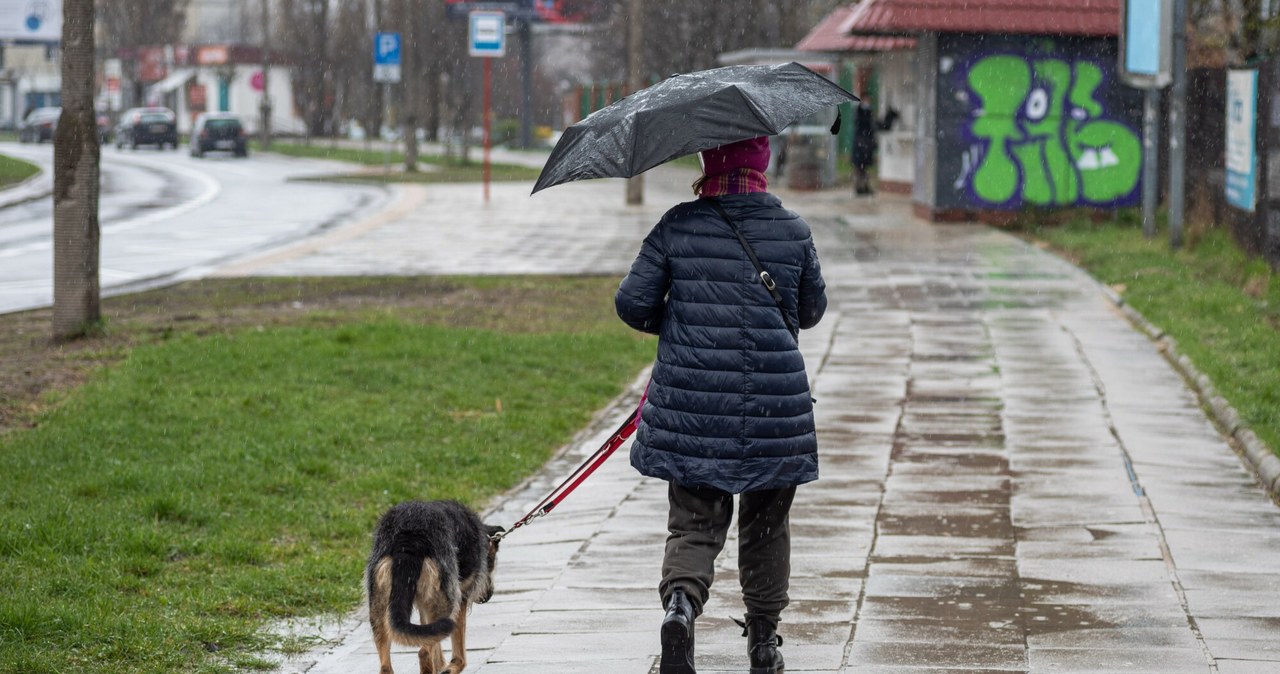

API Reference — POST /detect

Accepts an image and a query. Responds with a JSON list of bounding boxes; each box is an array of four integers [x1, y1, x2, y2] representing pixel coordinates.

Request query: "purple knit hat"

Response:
[[700, 136, 770, 176]]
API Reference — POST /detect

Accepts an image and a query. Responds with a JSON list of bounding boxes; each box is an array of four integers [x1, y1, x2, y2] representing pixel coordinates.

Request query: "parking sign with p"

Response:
[[373, 32, 402, 83]]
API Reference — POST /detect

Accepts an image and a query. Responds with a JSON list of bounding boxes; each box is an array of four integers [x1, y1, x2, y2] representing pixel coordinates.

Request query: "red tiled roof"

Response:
[[796, 5, 918, 53], [840, 0, 1121, 37]]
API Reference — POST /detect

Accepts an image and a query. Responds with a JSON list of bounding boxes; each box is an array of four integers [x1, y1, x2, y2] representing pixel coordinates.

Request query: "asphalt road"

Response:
[[0, 140, 389, 315]]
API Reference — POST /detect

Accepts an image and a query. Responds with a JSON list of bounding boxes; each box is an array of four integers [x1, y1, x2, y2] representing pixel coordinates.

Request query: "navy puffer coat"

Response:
[[615, 192, 827, 493]]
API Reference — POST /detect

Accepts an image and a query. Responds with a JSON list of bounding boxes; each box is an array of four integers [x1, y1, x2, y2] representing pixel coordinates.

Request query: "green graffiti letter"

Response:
[[968, 56, 1029, 204], [965, 55, 1142, 207], [1067, 62, 1142, 203]]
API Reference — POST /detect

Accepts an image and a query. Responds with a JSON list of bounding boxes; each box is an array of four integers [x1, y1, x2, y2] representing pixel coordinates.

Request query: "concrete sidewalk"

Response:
[[222, 173, 1280, 673]]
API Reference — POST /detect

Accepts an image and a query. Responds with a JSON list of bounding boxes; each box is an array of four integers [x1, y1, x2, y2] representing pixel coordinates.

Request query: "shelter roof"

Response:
[[839, 0, 1121, 37], [796, 5, 917, 52]]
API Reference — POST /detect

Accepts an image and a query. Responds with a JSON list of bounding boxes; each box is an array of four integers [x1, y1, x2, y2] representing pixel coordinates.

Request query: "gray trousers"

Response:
[[659, 483, 796, 623]]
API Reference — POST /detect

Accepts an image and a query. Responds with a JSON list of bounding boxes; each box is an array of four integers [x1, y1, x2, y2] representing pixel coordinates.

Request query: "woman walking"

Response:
[[615, 136, 827, 674]]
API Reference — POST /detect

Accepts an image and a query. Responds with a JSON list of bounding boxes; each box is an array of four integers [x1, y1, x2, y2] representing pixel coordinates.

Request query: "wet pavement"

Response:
[[231, 172, 1280, 673]]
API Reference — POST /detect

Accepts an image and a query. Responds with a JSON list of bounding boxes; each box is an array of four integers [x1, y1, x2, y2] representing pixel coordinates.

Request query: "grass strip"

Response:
[[257, 141, 540, 181], [293, 162, 542, 185], [0, 276, 652, 674], [0, 152, 40, 189], [1027, 216, 1280, 457]]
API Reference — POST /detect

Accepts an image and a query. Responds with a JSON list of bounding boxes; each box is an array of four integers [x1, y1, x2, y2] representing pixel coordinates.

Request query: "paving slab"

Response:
[[244, 178, 1280, 673]]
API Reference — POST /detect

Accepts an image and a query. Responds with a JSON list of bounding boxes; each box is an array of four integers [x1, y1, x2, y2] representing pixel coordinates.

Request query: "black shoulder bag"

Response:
[[708, 200, 800, 343]]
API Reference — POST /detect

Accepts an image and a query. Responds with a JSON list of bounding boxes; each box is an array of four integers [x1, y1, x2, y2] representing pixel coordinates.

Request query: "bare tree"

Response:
[[590, 0, 849, 84], [96, 0, 188, 50], [54, 0, 101, 341], [395, 0, 422, 170], [96, 0, 189, 107], [332, 0, 377, 142], [279, 0, 333, 138]]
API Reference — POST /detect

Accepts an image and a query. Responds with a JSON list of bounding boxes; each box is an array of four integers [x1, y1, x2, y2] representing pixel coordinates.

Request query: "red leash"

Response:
[[494, 390, 645, 541]]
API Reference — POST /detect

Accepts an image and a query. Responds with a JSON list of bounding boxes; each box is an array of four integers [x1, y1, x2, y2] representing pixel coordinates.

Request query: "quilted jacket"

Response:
[[615, 192, 827, 493]]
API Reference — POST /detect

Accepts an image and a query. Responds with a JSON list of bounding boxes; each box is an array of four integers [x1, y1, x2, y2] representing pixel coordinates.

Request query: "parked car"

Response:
[[189, 112, 249, 158], [115, 107, 178, 150], [18, 107, 61, 143]]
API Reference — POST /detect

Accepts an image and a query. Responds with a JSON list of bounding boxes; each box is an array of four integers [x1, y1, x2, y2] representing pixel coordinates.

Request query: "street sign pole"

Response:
[[484, 58, 492, 202], [1119, 0, 1174, 239], [383, 83, 392, 176], [373, 32, 402, 178], [469, 11, 506, 204], [1168, 0, 1188, 249], [1142, 88, 1160, 239]]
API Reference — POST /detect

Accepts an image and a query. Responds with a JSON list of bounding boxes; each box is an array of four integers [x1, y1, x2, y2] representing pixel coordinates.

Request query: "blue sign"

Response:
[[469, 11, 506, 57], [1226, 69, 1258, 212], [1125, 0, 1160, 75], [1120, 0, 1171, 88], [373, 32, 401, 83]]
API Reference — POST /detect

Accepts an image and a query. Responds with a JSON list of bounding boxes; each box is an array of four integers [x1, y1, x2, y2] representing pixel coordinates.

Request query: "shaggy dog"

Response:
[[366, 500, 502, 674]]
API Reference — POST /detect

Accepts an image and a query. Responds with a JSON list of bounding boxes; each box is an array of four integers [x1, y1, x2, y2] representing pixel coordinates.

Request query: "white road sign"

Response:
[[469, 11, 506, 58], [0, 0, 61, 42]]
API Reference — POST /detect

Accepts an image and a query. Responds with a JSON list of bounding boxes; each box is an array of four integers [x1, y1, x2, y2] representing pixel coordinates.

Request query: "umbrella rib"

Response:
[[729, 84, 777, 136], [627, 112, 643, 178]]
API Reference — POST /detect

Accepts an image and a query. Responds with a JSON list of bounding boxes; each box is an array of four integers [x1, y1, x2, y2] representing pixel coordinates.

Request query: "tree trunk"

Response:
[[53, 0, 100, 341], [402, 0, 419, 172], [625, 0, 644, 205]]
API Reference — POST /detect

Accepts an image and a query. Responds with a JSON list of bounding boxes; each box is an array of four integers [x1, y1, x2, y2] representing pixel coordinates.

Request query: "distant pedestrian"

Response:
[[852, 99, 899, 196], [615, 136, 828, 674]]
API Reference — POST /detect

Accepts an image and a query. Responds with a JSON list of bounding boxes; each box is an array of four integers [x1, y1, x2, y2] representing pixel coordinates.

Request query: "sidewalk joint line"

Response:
[[1056, 316, 1219, 673], [981, 312, 1031, 669], [839, 310, 912, 670]]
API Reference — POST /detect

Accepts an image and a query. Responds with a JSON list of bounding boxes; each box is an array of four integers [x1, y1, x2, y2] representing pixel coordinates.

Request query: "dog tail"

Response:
[[387, 554, 455, 641]]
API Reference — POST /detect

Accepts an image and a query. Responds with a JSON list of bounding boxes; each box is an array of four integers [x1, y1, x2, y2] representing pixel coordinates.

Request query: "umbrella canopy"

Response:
[[531, 62, 858, 194]]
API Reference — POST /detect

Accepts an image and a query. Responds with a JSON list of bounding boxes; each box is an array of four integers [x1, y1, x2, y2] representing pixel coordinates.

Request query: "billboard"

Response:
[[0, 0, 61, 42], [1226, 69, 1259, 213], [445, 0, 598, 23]]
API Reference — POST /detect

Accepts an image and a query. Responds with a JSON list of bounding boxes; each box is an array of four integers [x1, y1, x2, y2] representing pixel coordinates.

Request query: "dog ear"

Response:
[[485, 524, 506, 543]]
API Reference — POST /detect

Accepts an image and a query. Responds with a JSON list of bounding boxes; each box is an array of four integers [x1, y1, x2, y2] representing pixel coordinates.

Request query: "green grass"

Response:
[[254, 140, 404, 165], [259, 141, 542, 183], [1029, 215, 1280, 457], [0, 277, 653, 673], [0, 152, 39, 188], [297, 163, 542, 185]]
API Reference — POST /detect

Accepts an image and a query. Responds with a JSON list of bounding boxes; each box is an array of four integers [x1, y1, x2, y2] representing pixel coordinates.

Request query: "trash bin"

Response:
[[787, 133, 828, 190]]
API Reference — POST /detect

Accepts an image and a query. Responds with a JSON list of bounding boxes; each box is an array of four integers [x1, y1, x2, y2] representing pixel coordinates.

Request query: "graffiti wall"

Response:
[[933, 35, 1144, 211]]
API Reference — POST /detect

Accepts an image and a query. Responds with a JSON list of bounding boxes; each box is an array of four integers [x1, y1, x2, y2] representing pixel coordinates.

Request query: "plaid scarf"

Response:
[[696, 168, 769, 197]]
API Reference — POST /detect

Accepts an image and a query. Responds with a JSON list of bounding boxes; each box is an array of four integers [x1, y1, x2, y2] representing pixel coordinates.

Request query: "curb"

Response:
[[478, 365, 651, 522], [0, 167, 51, 209], [1095, 281, 1280, 500], [260, 367, 653, 672]]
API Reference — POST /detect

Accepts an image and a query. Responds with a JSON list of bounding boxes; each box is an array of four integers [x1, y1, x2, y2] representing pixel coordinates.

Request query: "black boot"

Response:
[[660, 589, 696, 674], [743, 615, 784, 674]]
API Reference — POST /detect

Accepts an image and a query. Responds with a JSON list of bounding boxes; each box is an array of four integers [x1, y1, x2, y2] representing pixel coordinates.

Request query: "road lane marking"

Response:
[[0, 156, 221, 259], [210, 184, 427, 276]]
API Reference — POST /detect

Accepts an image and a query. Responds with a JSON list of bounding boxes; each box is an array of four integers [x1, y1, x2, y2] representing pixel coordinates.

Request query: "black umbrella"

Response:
[[531, 62, 858, 194]]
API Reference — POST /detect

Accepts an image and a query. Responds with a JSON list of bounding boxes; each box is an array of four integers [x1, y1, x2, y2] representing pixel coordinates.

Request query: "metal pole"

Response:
[[259, 0, 272, 149], [484, 56, 492, 203], [383, 83, 391, 176], [520, 19, 533, 149], [1142, 87, 1161, 238], [624, 0, 643, 205], [1168, 0, 1188, 249]]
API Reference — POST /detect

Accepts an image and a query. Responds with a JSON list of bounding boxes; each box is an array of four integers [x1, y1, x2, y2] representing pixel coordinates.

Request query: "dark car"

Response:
[[189, 113, 248, 158], [18, 107, 61, 143], [115, 107, 179, 150]]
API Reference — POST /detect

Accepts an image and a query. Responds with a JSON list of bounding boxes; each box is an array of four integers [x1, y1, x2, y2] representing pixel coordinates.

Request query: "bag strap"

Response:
[[708, 199, 800, 342]]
